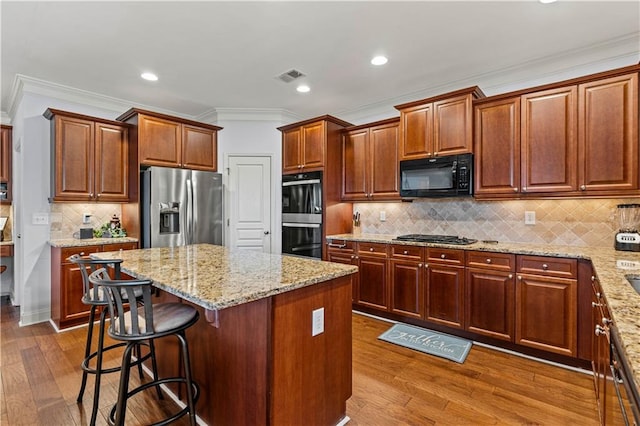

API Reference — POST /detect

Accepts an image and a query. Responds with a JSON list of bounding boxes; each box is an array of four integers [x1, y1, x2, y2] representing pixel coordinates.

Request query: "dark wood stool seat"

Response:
[[89, 268, 200, 426]]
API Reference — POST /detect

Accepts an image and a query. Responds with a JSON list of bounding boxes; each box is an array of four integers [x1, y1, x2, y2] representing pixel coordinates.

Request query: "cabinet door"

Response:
[[182, 124, 217, 171], [356, 255, 388, 311], [434, 94, 473, 156], [466, 268, 514, 341], [515, 274, 577, 356], [0, 126, 10, 182], [61, 262, 93, 323], [579, 73, 638, 192], [0, 126, 11, 202], [138, 114, 181, 167], [399, 104, 433, 160], [390, 260, 423, 319], [369, 122, 400, 200], [425, 265, 464, 329], [53, 115, 94, 201], [282, 128, 301, 173], [301, 121, 325, 170], [521, 86, 578, 193], [474, 98, 521, 196], [328, 251, 358, 302], [94, 122, 129, 202], [342, 129, 369, 200]]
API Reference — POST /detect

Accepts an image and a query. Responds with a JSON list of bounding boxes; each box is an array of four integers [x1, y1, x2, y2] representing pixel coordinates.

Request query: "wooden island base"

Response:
[[153, 275, 353, 426]]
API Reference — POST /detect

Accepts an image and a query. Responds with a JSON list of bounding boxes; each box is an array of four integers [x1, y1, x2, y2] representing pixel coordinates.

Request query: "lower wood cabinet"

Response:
[[51, 242, 138, 330], [425, 263, 464, 329], [466, 268, 515, 341], [357, 254, 388, 310], [389, 260, 424, 319], [515, 255, 578, 357], [327, 240, 358, 302]]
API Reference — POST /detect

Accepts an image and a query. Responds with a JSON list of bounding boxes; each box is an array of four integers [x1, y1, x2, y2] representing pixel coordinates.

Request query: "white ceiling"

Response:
[[2, 1, 639, 123]]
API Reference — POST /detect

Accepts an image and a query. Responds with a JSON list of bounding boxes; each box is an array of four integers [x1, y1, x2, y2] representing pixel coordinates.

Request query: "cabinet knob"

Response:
[[542, 263, 548, 270], [403, 250, 408, 255], [603, 317, 612, 325], [595, 325, 606, 336], [89, 193, 94, 197], [440, 254, 446, 259], [351, 255, 355, 259], [434, 152, 438, 156], [80, 252, 85, 256], [596, 292, 602, 299], [418, 263, 423, 268], [508, 274, 513, 279], [592, 302, 603, 308], [427, 152, 432, 157], [514, 187, 518, 192], [486, 258, 492, 264], [369, 248, 374, 252], [580, 185, 586, 191], [591, 275, 596, 282], [517, 275, 522, 280], [522, 187, 526, 192]]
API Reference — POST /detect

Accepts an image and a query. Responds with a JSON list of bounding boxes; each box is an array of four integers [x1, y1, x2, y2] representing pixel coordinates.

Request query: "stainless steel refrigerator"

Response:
[[141, 166, 223, 248]]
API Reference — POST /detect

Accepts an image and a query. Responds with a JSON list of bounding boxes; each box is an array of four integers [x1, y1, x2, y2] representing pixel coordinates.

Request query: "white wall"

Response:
[[12, 92, 127, 325], [216, 117, 284, 254]]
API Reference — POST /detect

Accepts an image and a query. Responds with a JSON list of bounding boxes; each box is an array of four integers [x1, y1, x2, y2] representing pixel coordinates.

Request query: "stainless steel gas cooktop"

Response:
[[394, 234, 477, 245]]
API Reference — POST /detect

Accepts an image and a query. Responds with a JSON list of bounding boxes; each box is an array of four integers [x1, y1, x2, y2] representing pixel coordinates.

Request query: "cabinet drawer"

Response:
[[0, 245, 13, 257], [427, 248, 464, 265], [326, 239, 355, 253], [517, 255, 577, 279], [357, 242, 388, 257], [466, 251, 515, 271], [60, 245, 101, 262], [390, 244, 424, 260], [103, 242, 138, 252]]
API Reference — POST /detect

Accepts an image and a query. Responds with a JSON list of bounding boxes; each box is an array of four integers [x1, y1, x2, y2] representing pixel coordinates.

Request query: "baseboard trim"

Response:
[[19, 308, 51, 327]]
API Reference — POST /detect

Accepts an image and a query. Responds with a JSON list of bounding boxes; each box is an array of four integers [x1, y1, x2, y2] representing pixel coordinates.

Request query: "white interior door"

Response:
[[227, 155, 272, 252]]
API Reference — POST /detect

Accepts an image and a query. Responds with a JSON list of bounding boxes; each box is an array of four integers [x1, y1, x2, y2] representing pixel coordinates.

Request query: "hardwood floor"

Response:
[[1, 296, 598, 425]]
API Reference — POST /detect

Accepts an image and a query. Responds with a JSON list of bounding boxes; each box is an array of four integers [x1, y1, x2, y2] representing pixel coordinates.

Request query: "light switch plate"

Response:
[[379, 211, 386, 222], [312, 307, 324, 336], [32, 213, 49, 225], [524, 211, 536, 225]]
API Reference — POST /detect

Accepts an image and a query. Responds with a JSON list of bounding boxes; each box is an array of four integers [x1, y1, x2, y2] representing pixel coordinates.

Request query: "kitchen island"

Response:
[[94, 243, 358, 426]]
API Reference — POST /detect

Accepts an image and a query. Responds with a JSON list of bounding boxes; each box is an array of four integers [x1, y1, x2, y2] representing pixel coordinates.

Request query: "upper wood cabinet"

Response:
[[280, 119, 330, 173], [521, 86, 579, 194], [578, 73, 638, 192], [0, 125, 12, 203], [395, 87, 484, 160], [342, 118, 400, 201], [474, 97, 521, 196], [116, 108, 221, 171], [474, 66, 640, 199], [44, 109, 130, 202]]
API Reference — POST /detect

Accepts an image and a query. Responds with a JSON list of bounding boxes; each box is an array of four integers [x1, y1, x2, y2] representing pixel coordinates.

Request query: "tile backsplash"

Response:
[[0, 204, 12, 240], [50, 203, 123, 240], [353, 198, 640, 248]]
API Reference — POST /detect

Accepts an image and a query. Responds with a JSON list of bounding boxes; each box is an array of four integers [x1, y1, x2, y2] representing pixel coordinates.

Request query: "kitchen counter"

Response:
[[94, 243, 357, 311], [328, 233, 640, 393], [93, 243, 357, 425], [49, 237, 139, 248]]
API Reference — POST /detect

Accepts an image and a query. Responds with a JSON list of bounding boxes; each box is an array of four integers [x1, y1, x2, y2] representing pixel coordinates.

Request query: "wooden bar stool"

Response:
[[89, 268, 200, 426], [68, 255, 156, 426]]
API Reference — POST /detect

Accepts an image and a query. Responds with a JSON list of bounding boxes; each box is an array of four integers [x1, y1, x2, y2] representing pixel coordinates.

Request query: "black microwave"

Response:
[[399, 153, 473, 198]]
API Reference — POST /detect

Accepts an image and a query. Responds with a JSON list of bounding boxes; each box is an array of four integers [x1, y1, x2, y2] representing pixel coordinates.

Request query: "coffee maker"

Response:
[[615, 204, 640, 252]]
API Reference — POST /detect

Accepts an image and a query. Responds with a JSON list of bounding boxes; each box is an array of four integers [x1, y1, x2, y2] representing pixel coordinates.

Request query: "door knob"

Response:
[[264, 231, 270, 235]]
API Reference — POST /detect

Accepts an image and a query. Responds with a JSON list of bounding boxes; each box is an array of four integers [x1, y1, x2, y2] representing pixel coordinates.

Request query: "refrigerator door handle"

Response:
[[186, 178, 193, 245]]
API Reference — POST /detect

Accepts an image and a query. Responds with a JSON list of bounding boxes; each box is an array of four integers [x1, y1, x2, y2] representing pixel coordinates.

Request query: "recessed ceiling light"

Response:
[[296, 84, 310, 93], [141, 72, 158, 81], [371, 55, 388, 66]]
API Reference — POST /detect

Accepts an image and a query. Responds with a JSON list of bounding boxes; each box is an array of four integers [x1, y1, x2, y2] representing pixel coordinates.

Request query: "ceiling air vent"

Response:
[[276, 69, 305, 83]]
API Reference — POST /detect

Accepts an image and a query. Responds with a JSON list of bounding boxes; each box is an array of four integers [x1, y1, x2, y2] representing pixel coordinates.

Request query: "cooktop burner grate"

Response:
[[394, 234, 477, 245]]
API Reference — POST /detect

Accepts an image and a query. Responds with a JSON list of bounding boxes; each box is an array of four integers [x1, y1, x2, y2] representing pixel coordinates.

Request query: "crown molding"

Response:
[[213, 107, 301, 124], [338, 32, 640, 123], [6, 74, 192, 121]]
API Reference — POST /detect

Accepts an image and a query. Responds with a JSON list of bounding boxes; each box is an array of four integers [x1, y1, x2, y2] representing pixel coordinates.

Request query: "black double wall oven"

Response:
[[282, 171, 322, 259]]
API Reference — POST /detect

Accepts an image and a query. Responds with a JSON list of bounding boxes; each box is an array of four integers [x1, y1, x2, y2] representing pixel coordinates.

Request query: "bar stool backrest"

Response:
[[89, 268, 156, 339], [67, 255, 124, 305]]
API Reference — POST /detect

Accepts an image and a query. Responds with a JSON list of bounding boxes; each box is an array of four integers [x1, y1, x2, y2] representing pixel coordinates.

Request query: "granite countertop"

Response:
[[0, 241, 13, 246], [49, 237, 139, 248], [93, 243, 358, 312], [327, 233, 640, 392]]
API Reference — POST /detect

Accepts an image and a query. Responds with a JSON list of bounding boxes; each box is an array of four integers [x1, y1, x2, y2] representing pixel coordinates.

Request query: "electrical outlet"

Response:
[[524, 211, 536, 225], [82, 213, 92, 224], [312, 307, 324, 336], [379, 211, 386, 222], [32, 213, 49, 225]]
